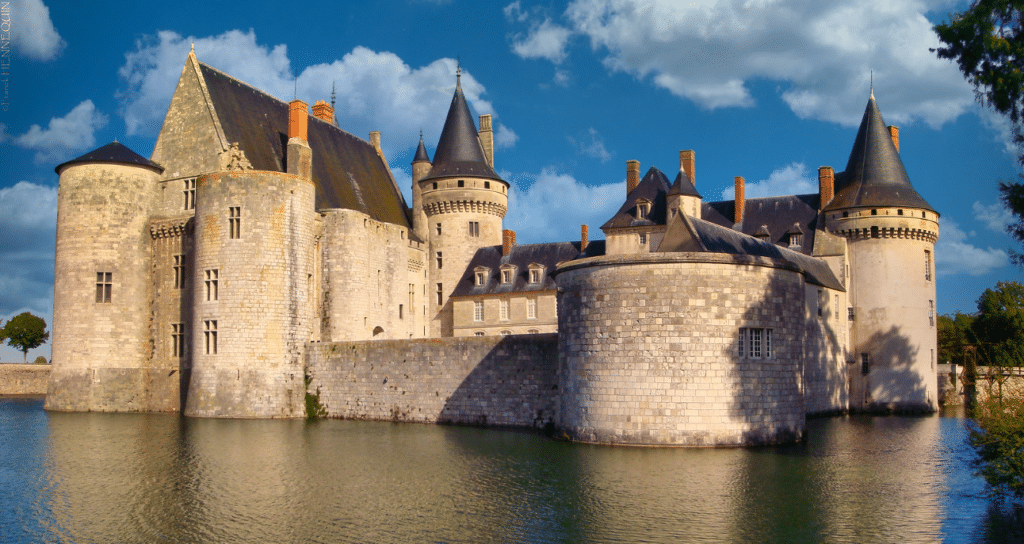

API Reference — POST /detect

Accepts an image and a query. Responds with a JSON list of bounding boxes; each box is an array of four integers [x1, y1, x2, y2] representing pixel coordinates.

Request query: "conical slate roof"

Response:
[[668, 167, 701, 198], [824, 95, 935, 213], [55, 141, 164, 174], [422, 73, 503, 182], [413, 134, 431, 163]]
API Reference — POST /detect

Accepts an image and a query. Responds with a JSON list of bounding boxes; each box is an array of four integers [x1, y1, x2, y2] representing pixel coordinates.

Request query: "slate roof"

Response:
[[601, 167, 671, 229], [702, 194, 821, 255], [667, 167, 701, 198], [413, 135, 430, 163], [824, 95, 935, 213], [421, 74, 503, 183], [659, 214, 844, 291], [197, 63, 411, 228], [451, 240, 605, 298], [56, 141, 164, 174]]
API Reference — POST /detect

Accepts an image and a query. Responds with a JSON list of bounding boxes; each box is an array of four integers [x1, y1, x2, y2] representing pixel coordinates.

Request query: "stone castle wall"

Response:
[[0, 365, 51, 395], [554, 253, 808, 446], [802, 283, 850, 415], [305, 335, 558, 429]]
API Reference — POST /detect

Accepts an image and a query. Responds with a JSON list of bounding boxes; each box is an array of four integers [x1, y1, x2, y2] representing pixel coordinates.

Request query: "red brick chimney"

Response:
[[818, 166, 834, 211], [502, 229, 516, 256], [580, 224, 589, 252], [734, 176, 745, 225], [312, 100, 334, 123], [288, 99, 308, 142], [626, 160, 640, 195], [680, 149, 695, 185], [887, 125, 899, 152]]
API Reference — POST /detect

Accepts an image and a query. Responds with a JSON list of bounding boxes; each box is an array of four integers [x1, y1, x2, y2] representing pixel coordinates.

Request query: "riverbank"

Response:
[[0, 364, 50, 396]]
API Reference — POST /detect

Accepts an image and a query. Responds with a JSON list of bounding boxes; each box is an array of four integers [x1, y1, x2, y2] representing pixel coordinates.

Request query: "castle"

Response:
[[44, 50, 939, 446]]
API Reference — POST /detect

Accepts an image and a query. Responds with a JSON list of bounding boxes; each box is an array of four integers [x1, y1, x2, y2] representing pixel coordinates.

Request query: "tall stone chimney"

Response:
[[818, 166, 834, 211], [312, 100, 334, 124], [287, 99, 312, 179], [734, 176, 745, 225], [479, 114, 494, 169], [502, 229, 516, 256], [680, 149, 695, 185], [626, 160, 640, 195], [580, 224, 589, 252], [369, 131, 392, 173], [887, 125, 900, 152]]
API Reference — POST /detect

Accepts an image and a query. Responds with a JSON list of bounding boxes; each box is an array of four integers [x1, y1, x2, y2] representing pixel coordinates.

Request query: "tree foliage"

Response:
[[973, 281, 1024, 369], [938, 311, 977, 364], [970, 393, 1024, 500], [0, 312, 50, 364], [934, 2, 1024, 264]]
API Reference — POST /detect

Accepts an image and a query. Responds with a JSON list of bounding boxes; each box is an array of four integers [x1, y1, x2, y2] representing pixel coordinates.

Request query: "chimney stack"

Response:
[[288, 99, 309, 142], [502, 229, 516, 256], [479, 114, 494, 169], [312, 100, 334, 124], [818, 166, 834, 211], [734, 176, 745, 225], [626, 160, 640, 195], [887, 125, 900, 152], [287, 100, 312, 179], [580, 224, 589, 252], [680, 149, 695, 185]]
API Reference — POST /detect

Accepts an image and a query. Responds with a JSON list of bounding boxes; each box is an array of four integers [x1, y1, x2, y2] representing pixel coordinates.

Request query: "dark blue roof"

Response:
[[55, 141, 163, 174]]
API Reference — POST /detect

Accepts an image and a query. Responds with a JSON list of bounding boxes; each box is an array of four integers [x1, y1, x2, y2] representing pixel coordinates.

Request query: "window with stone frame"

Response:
[[204, 320, 217, 355], [528, 265, 544, 284], [527, 297, 537, 319], [205, 269, 219, 301], [173, 255, 186, 289], [925, 250, 932, 281], [436, 283, 443, 305], [229, 207, 241, 239], [474, 267, 490, 286], [500, 299, 509, 321], [183, 178, 196, 210], [172, 323, 186, 358], [500, 264, 516, 284], [739, 327, 772, 358], [474, 331, 485, 336], [436, 251, 442, 269], [474, 300, 484, 322], [469, 221, 480, 237], [96, 272, 112, 303], [636, 199, 651, 219]]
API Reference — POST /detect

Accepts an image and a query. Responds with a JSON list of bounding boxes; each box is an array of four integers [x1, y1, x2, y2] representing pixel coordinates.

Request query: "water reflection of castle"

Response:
[[45, 51, 938, 446]]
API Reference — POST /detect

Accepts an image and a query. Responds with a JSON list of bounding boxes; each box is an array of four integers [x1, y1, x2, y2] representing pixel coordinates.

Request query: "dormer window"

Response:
[[636, 199, 652, 219], [787, 223, 804, 248], [474, 266, 490, 286], [499, 264, 517, 284], [528, 263, 545, 284]]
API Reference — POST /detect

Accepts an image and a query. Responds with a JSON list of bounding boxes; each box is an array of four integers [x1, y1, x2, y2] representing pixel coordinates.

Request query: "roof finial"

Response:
[[330, 81, 336, 110], [420, 129, 423, 141], [870, 70, 874, 99], [190, 42, 194, 55], [456, 58, 461, 88]]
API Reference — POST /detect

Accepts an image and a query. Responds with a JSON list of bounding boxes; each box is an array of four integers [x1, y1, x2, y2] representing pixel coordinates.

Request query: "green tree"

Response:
[[934, 2, 1024, 264], [0, 312, 50, 364], [970, 393, 1024, 500], [938, 311, 977, 365], [973, 281, 1024, 370]]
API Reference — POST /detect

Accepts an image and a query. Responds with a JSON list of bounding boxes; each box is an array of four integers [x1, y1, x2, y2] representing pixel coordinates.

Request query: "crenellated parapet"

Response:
[[422, 199, 507, 217]]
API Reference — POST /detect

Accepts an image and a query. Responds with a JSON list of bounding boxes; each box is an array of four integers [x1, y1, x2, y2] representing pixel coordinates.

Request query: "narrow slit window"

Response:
[[436, 283, 443, 305], [229, 207, 241, 239], [436, 251, 442, 269]]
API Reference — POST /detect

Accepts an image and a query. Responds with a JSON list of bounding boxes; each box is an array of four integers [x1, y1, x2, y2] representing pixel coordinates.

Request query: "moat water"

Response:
[[1, 398, 1022, 543]]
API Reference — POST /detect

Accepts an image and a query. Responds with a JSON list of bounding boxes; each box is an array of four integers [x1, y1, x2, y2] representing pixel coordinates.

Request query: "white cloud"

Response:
[[515, 0, 975, 127], [935, 217, 1008, 277], [10, 0, 65, 61], [973, 200, 1014, 233], [512, 19, 573, 64], [504, 1, 530, 22], [554, 69, 570, 86], [12, 100, 108, 165], [720, 162, 816, 199], [568, 127, 613, 163], [495, 123, 519, 149], [117, 30, 514, 159], [504, 168, 622, 243]]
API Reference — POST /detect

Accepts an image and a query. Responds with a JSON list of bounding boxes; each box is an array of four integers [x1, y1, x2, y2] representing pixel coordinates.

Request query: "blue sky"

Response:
[[1, 0, 1022, 361]]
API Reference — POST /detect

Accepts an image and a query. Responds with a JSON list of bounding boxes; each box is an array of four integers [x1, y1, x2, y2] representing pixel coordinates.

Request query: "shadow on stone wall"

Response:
[[857, 326, 926, 413], [437, 334, 559, 433]]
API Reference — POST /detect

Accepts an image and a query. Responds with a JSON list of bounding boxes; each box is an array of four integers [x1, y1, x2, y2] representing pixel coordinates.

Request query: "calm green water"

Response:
[[1, 398, 1021, 543]]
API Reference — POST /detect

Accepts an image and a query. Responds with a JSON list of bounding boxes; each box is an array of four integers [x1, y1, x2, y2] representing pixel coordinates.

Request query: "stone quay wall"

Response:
[[0, 365, 51, 396], [554, 253, 808, 446], [305, 334, 558, 429]]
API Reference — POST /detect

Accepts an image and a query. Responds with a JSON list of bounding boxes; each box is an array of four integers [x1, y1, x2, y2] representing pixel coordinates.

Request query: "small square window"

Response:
[[458, 180, 465, 188], [485, 181, 491, 189]]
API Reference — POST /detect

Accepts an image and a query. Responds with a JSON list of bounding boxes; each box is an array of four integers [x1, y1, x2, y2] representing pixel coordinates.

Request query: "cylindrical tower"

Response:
[[46, 142, 163, 412], [824, 94, 939, 412], [410, 135, 431, 242], [420, 70, 508, 336], [184, 170, 315, 418]]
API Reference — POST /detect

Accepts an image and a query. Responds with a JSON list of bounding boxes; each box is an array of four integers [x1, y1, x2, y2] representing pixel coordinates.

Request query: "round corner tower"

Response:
[[47, 142, 163, 412], [416, 71, 508, 337], [824, 94, 939, 413]]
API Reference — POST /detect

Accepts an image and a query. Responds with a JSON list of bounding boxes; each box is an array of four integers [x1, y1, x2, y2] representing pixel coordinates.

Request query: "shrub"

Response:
[[33, 356, 48, 365]]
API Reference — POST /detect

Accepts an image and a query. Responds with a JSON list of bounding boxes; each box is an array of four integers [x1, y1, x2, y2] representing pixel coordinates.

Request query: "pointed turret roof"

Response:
[[413, 134, 431, 163], [55, 141, 164, 174], [668, 167, 701, 198], [421, 72, 503, 182], [601, 166, 670, 229], [824, 94, 935, 213]]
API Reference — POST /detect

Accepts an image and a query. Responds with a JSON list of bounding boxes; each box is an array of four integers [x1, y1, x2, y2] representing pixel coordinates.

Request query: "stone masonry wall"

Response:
[[0, 365, 51, 395], [555, 253, 807, 446], [305, 335, 558, 429]]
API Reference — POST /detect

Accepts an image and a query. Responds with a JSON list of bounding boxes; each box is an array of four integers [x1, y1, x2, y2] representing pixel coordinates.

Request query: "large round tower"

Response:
[[46, 142, 164, 412], [824, 94, 939, 412], [418, 70, 508, 336]]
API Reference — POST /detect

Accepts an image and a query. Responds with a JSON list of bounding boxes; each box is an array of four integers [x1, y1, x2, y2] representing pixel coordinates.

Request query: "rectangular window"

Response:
[[399, 304, 404, 319], [172, 323, 186, 358], [409, 284, 415, 315], [474, 301, 483, 322], [205, 269, 219, 301], [924, 250, 932, 281], [861, 353, 870, 375], [817, 289, 824, 317], [436, 251, 442, 269], [173, 255, 186, 289], [639, 233, 647, 245], [96, 272, 112, 303], [458, 180, 465, 187], [848, 307, 855, 321], [204, 320, 217, 355], [436, 223, 442, 235], [436, 283, 443, 305], [500, 299, 509, 321], [184, 178, 196, 210], [475, 271, 487, 286], [469, 221, 480, 237], [502, 269, 512, 284], [229, 207, 241, 239], [527, 298, 537, 319], [929, 300, 935, 326], [750, 328, 762, 358], [739, 327, 772, 358], [530, 269, 541, 284]]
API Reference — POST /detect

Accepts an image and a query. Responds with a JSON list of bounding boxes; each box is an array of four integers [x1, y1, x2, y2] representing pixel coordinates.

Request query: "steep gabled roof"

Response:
[[601, 166, 671, 229], [56, 141, 164, 174], [702, 194, 821, 255], [421, 74, 503, 182], [668, 167, 701, 198], [451, 241, 600, 298], [824, 94, 935, 213], [194, 62, 411, 228]]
